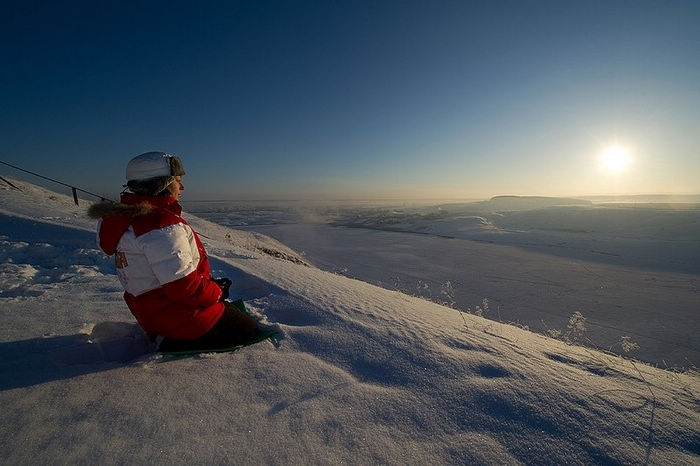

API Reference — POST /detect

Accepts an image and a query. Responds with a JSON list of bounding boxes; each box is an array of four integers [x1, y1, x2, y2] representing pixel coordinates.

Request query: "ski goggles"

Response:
[[168, 156, 186, 176]]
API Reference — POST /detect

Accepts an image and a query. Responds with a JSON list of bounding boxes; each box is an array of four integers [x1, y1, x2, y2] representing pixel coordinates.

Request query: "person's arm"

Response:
[[139, 223, 223, 306], [161, 272, 222, 306]]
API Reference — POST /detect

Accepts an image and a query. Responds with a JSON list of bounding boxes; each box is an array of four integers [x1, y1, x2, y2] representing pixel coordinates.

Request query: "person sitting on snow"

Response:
[[88, 151, 258, 352]]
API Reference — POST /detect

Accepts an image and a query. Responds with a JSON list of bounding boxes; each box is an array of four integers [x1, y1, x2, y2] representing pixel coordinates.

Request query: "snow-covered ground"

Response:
[[1, 177, 698, 464], [192, 197, 700, 370]]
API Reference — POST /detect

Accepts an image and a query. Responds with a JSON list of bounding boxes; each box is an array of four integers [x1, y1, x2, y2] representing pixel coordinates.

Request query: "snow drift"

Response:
[[0, 177, 698, 465]]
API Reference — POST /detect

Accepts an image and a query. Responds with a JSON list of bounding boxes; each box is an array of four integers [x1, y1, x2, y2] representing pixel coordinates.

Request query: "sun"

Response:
[[599, 145, 631, 174]]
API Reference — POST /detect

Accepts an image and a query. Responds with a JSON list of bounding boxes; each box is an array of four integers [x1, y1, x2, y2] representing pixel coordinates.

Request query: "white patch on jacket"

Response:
[[114, 223, 201, 296]]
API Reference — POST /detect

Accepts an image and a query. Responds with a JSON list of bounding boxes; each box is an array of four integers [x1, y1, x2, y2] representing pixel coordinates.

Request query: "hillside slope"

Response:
[[0, 178, 698, 465]]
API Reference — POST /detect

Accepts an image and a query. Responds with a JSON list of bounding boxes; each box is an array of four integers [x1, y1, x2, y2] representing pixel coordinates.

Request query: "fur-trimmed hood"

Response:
[[87, 200, 153, 219], [89, 193, 183, 255]]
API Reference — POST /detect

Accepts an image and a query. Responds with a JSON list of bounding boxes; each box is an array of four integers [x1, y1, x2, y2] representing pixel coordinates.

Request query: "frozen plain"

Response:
[[192, 196, 700, 370], [0, 178, 698, 465]]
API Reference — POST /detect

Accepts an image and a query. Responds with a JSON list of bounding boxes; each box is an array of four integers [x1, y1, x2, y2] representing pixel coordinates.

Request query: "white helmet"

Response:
[[126, 151, 185, 182]]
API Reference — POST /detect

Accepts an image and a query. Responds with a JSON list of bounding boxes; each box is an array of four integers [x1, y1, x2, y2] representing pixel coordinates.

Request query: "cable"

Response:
[[0, 159, 114, 205]]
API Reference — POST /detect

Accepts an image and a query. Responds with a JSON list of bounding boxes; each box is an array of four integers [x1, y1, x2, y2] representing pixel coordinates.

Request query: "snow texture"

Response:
[[0, 177, 698, 465], [229, 199, 700, 370]]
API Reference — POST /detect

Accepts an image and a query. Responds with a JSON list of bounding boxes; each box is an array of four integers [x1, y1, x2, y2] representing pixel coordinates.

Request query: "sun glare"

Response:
[[599, 145, 631, 174]]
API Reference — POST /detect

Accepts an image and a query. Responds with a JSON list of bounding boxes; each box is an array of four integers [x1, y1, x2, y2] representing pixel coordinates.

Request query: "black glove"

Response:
[[213, 277, 232, 301]]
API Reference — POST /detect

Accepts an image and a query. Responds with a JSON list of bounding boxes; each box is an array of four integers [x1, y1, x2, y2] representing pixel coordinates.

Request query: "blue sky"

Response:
[[2, 1, 698, 200]]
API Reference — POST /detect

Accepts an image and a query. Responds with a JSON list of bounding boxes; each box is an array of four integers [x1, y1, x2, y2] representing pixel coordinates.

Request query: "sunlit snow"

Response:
[[0, 178, 698, 465]]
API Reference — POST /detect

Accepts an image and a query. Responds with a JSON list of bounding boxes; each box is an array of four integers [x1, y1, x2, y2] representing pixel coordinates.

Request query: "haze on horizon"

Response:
[[2, 1, 698, 201]]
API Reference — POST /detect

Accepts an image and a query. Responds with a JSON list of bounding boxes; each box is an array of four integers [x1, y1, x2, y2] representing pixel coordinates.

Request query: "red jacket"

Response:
[[90, 193, 224, 340]]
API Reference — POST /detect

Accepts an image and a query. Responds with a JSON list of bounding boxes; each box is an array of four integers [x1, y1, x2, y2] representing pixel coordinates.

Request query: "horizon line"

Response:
[[180, 193, 700, 204]]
